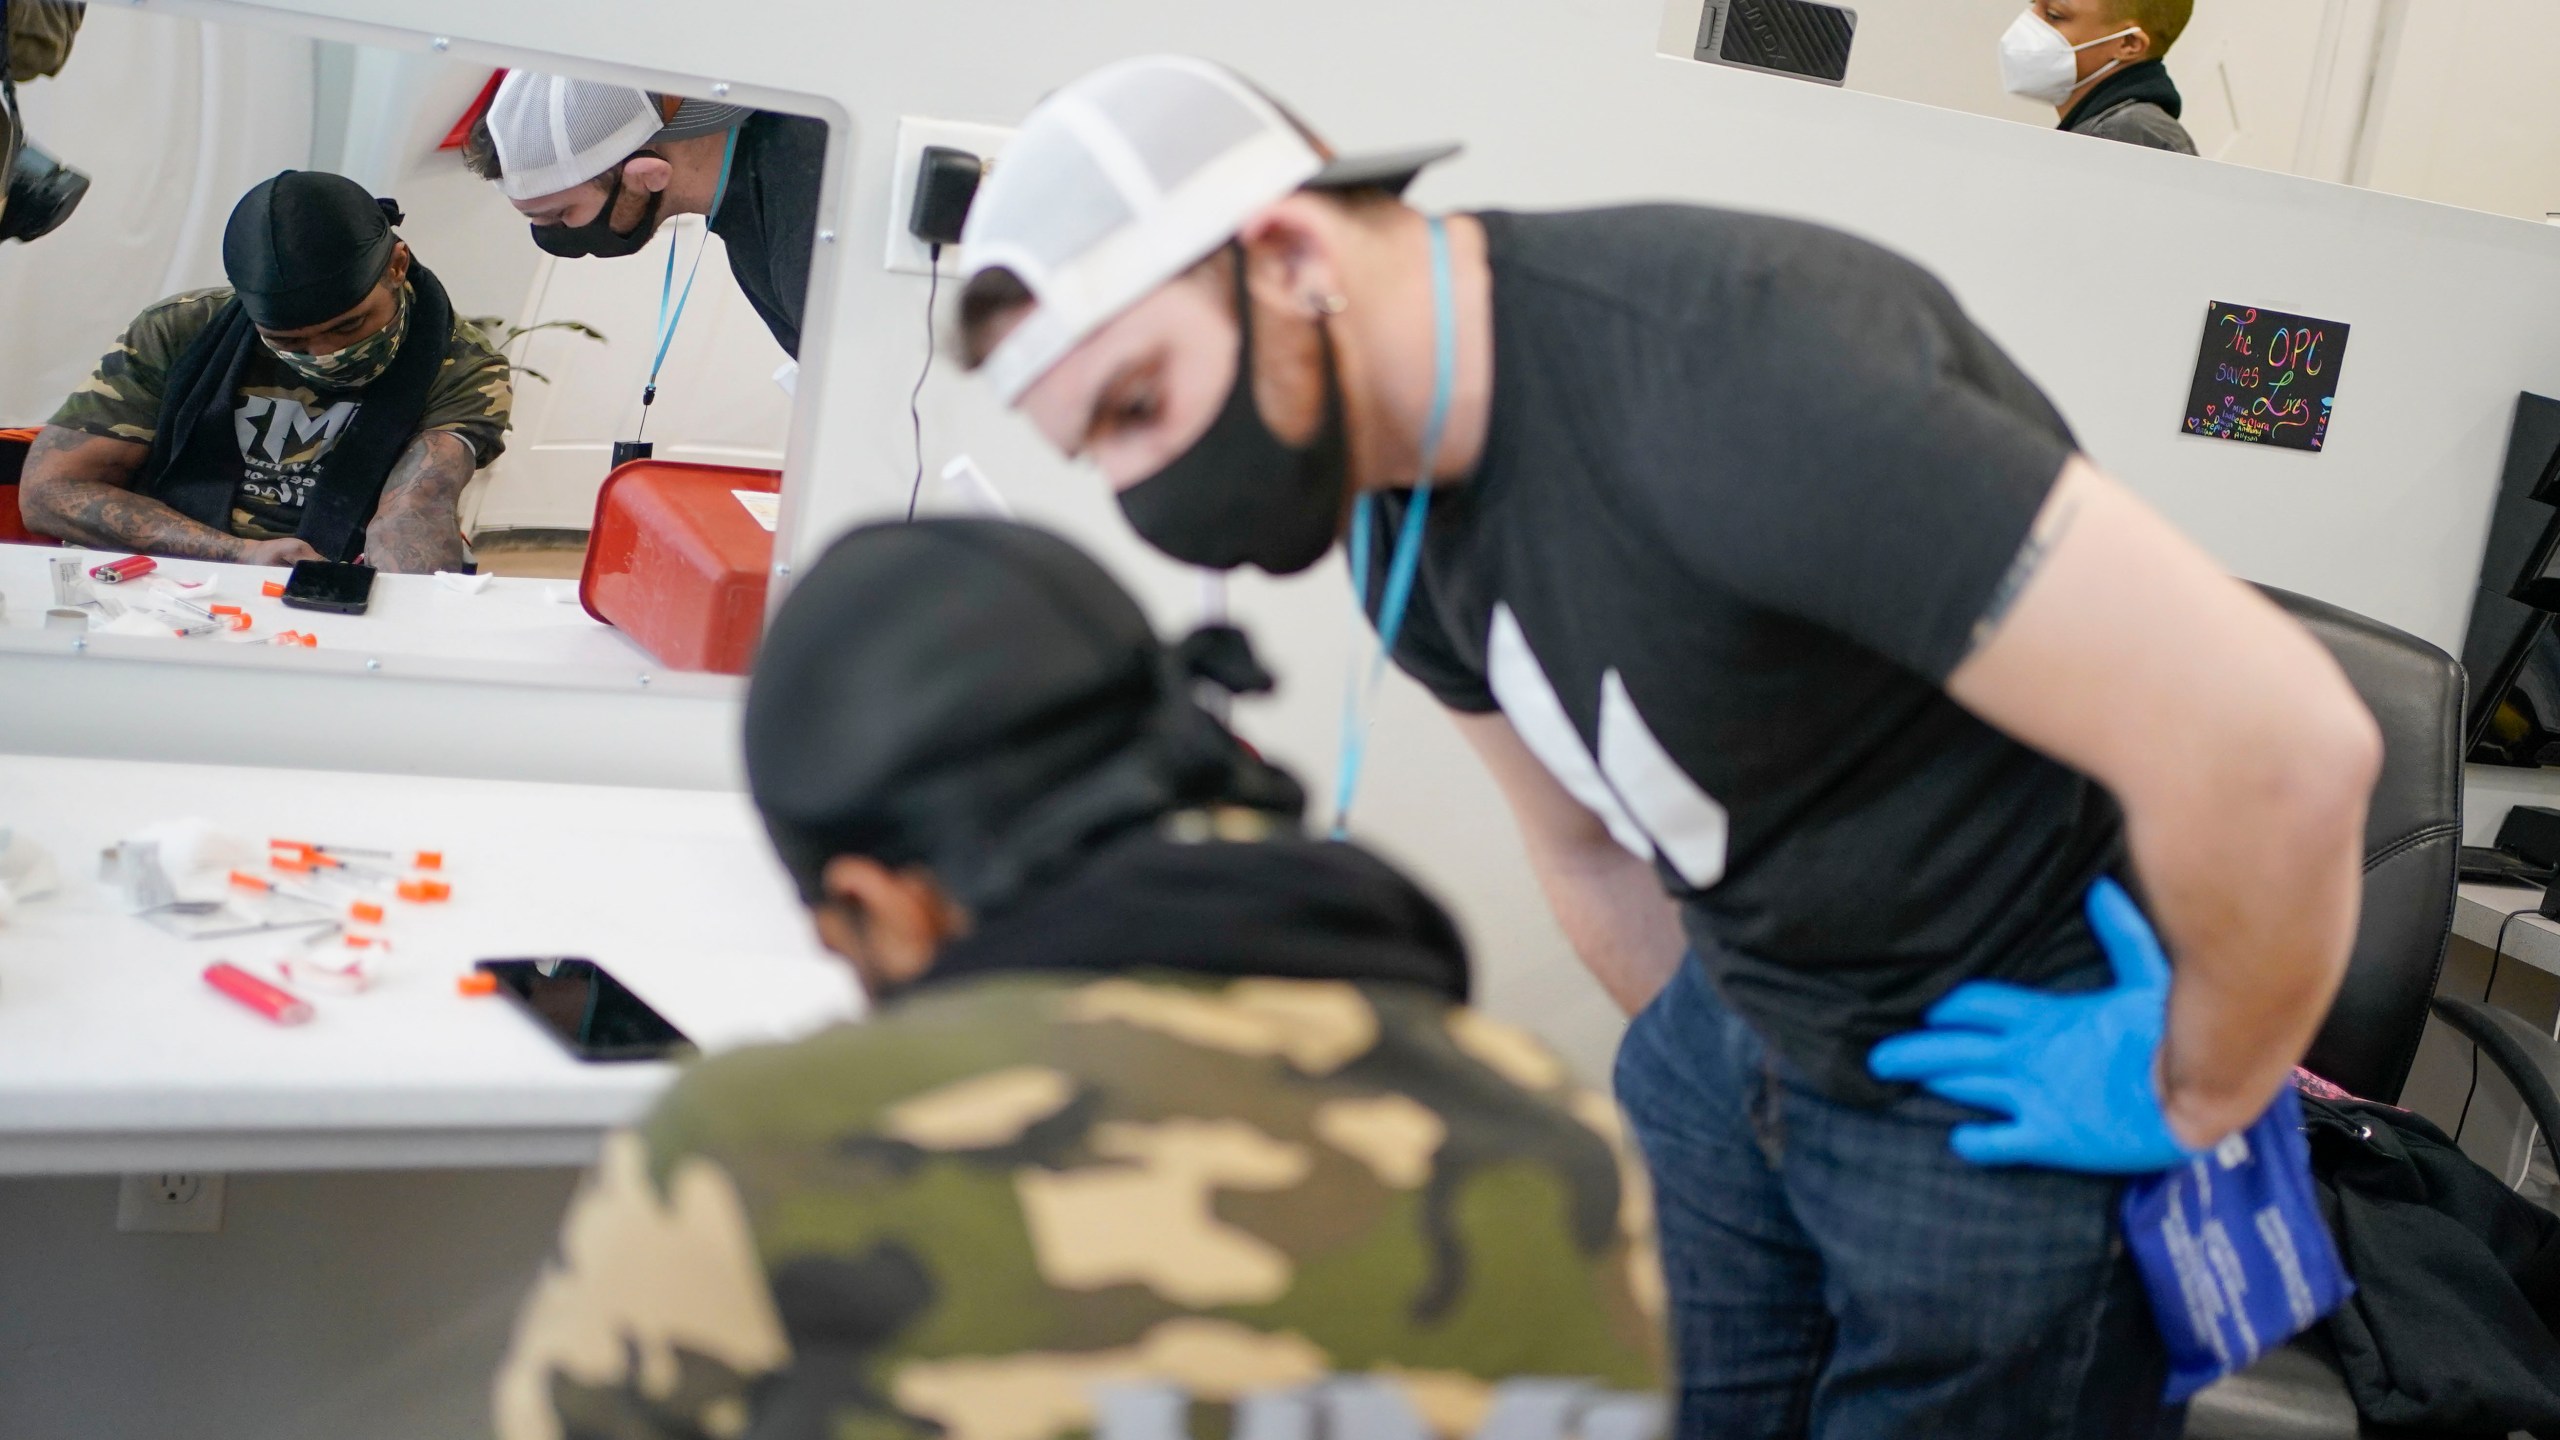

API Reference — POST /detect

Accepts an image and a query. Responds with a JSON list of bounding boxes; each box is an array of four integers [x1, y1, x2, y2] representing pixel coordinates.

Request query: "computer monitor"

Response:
[[2459, 392, 2560, 764], [1695, 0, 1858, 87]]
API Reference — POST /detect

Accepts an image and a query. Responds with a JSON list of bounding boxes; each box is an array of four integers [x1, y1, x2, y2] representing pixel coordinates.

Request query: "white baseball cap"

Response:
[[485, 72, 664, 202], [961, 55, 1458, 405]]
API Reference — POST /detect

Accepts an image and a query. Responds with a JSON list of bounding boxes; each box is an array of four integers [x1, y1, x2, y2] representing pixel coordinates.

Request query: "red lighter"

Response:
[[204, 962, 314, 1026], [88, 555, 156, 585]]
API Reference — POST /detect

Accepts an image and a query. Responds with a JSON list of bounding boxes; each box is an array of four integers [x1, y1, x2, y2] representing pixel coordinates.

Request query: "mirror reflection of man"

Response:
[[464, 74, 822, 359], [20, 171, 512, 572], [1999, 0, 2199, 154]]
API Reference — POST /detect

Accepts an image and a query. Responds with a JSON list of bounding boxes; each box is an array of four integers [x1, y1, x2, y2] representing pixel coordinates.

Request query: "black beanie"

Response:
[[743, 518, 1305, 914], [221, 170, 400, 330]]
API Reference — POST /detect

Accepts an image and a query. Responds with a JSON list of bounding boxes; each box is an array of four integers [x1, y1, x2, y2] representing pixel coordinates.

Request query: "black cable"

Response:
[[2453, 904, 2532, 1141], [906, 242, 941, 522]]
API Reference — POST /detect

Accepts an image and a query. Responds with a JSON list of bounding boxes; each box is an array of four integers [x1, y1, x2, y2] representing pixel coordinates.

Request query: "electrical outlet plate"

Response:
[[884, 116, 1015, 278], [116, 1171, 224, 1233]]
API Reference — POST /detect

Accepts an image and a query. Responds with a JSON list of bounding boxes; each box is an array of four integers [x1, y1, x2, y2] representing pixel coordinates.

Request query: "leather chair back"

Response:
[[2262, 586, 2465, 1102]]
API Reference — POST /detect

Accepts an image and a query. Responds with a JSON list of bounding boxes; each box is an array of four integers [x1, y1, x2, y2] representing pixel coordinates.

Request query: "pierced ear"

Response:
[[1237, 201, 1334, 312], [622, 153, 676, 194]]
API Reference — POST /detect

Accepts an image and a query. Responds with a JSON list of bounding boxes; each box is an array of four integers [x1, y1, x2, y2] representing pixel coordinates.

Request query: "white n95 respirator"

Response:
[[2000, 9, 2139, 107]]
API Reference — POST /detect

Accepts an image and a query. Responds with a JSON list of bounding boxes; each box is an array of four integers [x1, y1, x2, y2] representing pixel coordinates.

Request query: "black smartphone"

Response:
[[281, 559, 377, 615], [476, 957, 694, 1063]]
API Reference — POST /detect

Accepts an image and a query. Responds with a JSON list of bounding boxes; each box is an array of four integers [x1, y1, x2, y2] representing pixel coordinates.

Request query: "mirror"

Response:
[[0, 2, 835, 684], [1657, 0, 2560, 226]]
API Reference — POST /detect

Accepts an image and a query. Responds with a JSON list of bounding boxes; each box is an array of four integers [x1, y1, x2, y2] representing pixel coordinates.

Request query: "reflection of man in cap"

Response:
[[463, 75, 823, 358], [492, 517, 1668, 1440], [21, 170, 512, 572]]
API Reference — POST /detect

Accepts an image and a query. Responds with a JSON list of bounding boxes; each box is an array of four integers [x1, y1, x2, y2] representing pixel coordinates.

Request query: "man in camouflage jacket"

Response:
[[493, 518, 1667, 1440], [20, 171, 508, 571]]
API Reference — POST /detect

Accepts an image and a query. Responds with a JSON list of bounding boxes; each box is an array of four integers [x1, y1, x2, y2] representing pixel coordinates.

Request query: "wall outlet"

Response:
[[884, 116, 1014, 278], [116, 1172, 224, 1233]]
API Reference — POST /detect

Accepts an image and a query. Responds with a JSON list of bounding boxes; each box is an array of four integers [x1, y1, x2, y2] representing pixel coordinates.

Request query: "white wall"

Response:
[[1657, 0, 2342, 168], [2359, 0, 2560, 223], [313, 47, 546, 326], [0, 8, 311, 422], [464, 220, 794, 535], [1665, 0, 2560, 221], [0, 1168, 579, 1440]]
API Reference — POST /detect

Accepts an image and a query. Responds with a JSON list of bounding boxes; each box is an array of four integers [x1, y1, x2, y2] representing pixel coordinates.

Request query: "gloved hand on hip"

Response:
[[1868, 877, 2200, 1173]]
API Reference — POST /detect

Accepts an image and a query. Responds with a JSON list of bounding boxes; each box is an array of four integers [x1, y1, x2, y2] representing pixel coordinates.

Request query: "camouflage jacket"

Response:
[[495, 951, 1666, 1438], [49, 286, 512, 539], [5, 0, 82, 85], [0, 0, 85, 214]]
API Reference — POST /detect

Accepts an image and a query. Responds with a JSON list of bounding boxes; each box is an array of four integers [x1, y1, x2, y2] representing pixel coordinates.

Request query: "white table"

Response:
[[0, 753, 860, 1175], [0, 541, 656, 671], [2453, 881, 2560, 977]]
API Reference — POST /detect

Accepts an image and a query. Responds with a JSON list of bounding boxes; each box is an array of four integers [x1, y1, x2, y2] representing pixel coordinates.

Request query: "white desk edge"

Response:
[[2452, 882, 2560, 978]]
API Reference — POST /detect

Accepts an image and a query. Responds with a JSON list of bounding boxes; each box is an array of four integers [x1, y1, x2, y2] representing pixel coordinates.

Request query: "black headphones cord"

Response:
[[2452, 905, 2530, 1142], [906, 243, 941, 522]]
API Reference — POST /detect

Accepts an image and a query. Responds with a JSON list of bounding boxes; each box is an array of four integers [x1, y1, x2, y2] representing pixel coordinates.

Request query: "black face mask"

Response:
[[1116, 251, 1350, 576], [528, 156, 666, 259]]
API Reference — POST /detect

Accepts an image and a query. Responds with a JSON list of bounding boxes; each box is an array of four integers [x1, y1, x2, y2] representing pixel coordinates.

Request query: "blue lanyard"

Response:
[[642, 128, 739, 406], [1332, 215, 1456, 838]]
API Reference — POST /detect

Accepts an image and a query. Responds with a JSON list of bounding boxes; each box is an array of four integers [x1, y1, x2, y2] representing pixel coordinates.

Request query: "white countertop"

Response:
[[0, 753, 860, 1175], [2454, 881, 2560, 978], [0, 540, 682, 680]]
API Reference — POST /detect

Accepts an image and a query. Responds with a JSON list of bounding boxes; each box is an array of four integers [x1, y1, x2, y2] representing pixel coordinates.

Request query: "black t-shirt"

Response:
[[1370, 206, 2124, 1104], [711, 112, 824, 358]]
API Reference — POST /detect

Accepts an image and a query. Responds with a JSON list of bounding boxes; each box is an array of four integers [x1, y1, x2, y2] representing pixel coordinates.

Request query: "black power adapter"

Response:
[[908, 146, 985, 247]]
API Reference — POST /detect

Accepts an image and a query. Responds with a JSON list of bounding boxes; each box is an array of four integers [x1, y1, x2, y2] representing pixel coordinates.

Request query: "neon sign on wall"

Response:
[[2181, 302, 2351, 454]]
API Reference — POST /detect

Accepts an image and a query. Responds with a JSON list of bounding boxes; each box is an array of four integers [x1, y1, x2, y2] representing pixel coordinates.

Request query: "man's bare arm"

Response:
[[1452, 710, 1689, 1015], [1947, 456, 2382, 1150], [17, 424, 256, 560], [362, 431, 476, 574]]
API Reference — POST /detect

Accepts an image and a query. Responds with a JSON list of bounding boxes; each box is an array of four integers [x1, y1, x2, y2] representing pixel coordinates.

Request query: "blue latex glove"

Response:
[[1868, 878, 2201, 1173]]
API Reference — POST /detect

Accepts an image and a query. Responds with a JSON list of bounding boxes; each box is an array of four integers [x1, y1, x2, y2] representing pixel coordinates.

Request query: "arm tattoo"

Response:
[[17, 425, 247, 561], [363, 431, 477, 574], [1966, 491, 2083, 658]]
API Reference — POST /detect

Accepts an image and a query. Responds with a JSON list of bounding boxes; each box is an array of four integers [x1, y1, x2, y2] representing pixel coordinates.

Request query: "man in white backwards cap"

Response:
[[951, 54, 2383, 1439], [464, 72, 823, 357]]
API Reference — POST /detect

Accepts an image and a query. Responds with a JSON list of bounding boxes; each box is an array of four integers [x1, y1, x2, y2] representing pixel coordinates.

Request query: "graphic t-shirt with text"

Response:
[[50, 286, 513, 540], [1366, 207, 2120, 1104]]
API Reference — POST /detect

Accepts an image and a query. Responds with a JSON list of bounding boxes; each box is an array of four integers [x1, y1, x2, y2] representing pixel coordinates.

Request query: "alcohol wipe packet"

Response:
[[2121, 1083, 2353, 1401]]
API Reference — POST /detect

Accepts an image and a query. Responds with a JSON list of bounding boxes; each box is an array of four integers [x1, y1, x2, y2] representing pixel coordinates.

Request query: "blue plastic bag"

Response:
[[2120, 1084, 2354, 1401]]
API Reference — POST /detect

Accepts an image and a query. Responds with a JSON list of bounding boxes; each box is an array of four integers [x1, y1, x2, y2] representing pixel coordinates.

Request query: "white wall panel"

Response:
[[0, 8, 311, 422]]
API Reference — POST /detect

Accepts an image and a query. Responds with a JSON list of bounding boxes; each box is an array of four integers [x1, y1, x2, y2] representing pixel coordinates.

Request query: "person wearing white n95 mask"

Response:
[[2002, 0, 2199, 155]]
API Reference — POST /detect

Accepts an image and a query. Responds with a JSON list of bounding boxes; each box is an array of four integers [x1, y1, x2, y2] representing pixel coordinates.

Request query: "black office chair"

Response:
[[2186, 587, 2560, 1440]]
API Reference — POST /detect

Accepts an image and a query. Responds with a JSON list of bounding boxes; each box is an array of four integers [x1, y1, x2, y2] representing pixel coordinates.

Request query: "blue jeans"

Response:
[[1613, 955, 2183, 1439]]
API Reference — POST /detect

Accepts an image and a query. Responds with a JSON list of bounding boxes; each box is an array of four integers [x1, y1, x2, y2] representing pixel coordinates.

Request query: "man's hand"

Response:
[[17, 424, 253, 561], [1451, 710, 1688, 1014], [238, 538, 324, 567], [362, 431, 476, 574], [1946, 457, 2381, 1151], [1871, 879, 2196, 1172]]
